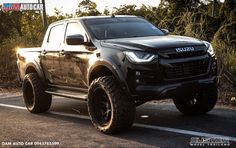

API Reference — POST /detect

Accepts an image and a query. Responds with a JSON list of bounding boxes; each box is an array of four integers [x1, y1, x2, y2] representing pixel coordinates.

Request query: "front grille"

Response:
[[158, 46, 207, 59], [167, 50, 206, 59], [163, 59, 209, 79]]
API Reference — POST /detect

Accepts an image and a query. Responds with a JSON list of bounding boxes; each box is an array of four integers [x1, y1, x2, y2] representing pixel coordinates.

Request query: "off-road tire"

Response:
[[173, 86, 217, 115], [88, 76, 136, 134], [23, 73, 52, 113]]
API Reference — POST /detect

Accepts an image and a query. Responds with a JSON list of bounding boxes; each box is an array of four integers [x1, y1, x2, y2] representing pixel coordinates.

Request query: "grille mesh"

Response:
[[163, 59, 209, 79], [167, 51, 206, 59]]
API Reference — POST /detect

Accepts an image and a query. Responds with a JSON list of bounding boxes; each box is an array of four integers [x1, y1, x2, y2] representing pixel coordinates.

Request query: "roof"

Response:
[[50, 15, 138, 25]]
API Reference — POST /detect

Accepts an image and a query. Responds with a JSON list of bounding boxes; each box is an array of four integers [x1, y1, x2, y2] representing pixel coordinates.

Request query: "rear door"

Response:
[[41, 23, 65, 84]]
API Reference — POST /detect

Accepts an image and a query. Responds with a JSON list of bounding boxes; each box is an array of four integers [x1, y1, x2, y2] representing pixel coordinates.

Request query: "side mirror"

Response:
[[66, 34, 84, 45], [161, 29, 170, 35]]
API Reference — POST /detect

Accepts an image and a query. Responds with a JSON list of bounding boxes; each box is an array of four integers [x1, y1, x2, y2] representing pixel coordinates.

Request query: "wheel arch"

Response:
[[89, 65, 114, 85], [24, 62, 46, 84], [25, 65, 38, 74], [88, 60, 130, 94]]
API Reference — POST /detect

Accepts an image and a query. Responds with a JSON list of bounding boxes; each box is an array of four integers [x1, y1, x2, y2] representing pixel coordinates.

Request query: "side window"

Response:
[[65, 22, 87, 43], [48, 24, 64, 44]]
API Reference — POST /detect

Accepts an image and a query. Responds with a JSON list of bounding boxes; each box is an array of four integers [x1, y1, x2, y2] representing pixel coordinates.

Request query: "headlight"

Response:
[[203, 41, 215, 56], [124, 51, 156, 63], [207, 44, 215, 56]]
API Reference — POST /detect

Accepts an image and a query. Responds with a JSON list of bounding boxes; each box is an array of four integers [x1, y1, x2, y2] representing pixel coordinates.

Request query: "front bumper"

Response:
[[134, 76, 217, 99], [123, 54, 217, 99]]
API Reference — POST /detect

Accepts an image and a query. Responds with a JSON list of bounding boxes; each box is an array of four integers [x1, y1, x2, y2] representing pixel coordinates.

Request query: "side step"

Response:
[[45, 89, 87, 101]]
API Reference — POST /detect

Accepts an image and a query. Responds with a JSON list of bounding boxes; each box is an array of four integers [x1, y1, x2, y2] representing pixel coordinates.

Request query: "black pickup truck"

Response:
[[17, 15, 217, 134]]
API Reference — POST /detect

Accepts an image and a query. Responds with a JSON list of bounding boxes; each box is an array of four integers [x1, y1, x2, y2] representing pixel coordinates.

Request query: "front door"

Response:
[[59, 22, 93, 88]]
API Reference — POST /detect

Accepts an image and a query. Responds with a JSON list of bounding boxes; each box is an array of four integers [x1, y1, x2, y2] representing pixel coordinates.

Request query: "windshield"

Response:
[[84, 17, 165, 40]]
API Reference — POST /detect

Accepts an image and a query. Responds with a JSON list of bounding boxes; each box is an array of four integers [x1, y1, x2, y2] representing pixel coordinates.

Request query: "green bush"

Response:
[[212, 21, 236, 73], [0, 35, 35, 81]]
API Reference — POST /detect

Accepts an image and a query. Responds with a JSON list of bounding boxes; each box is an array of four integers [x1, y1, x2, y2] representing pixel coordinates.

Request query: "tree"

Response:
[[103, 6, 110, 15], [113, 5, 138, 15], [220, 0, 236, 22], [0, 11, 23, 42], [76, 0, 101, 17], [21, 11, 44, 45], [159, 0, 200, 17]]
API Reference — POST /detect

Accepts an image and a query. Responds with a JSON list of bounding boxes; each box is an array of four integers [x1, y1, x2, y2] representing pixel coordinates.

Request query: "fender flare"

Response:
[[88, 60, 130, 94], [24, 61, 47, 84]]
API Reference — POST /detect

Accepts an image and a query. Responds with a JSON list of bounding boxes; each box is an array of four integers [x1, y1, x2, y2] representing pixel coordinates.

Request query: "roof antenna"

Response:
[[111, 14, 115, 18]]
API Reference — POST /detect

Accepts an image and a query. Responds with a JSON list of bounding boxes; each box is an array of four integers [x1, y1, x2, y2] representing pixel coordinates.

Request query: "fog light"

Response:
[[136, 79, 140, 83], [136, 71, 141, 76], [140, 115, 149, 118]]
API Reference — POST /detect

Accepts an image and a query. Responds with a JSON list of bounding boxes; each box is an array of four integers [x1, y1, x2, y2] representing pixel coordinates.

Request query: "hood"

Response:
[[101, 35, 205, 52]]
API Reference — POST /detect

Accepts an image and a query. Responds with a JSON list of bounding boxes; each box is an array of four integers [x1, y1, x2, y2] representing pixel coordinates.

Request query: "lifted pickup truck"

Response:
[[17, 15, 217, 134]]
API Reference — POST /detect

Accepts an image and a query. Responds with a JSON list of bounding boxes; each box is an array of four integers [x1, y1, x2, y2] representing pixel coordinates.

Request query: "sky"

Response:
[[0, 0, 161, 16]]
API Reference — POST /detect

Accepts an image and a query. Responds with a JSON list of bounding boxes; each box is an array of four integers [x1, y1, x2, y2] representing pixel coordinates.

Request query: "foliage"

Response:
[[76, 0, 101, 16], [103, 6, 110, 15]]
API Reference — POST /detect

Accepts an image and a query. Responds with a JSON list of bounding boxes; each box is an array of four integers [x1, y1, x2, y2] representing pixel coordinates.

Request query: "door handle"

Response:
[[41, 50, 47, 55], [59, 50, 65, 55], [60, 50, 71, 56]]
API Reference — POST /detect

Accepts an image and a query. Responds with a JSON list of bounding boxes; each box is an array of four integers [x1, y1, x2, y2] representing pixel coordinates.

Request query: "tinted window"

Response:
[[65, 22, 82, 37], [48, 24, 64, 44], [65, 22, 87, 43], [85, 17, 164, 40]]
